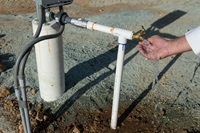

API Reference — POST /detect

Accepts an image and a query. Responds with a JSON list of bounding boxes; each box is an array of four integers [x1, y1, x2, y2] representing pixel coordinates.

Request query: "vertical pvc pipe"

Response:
[[111, 36, 127, 129], [32, 19, 65, 102]]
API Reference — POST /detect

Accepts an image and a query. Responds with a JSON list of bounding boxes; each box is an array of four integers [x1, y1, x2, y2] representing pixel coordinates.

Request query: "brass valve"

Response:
[[132, 26, 146, 41]]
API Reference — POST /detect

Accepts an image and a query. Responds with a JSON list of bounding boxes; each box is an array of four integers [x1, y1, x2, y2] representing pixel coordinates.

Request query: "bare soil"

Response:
[[0, 0, 200, 133]]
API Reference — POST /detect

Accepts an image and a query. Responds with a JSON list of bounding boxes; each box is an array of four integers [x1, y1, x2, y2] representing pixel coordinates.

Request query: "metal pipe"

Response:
[[19, 78, 31, 133], [14, 87, 28, 133]]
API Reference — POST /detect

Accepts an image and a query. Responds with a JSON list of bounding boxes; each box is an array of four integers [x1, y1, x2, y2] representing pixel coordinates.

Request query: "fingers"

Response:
[[138, 40, 154, 52], [137, 42, 160, 60], [147, 35, 159, 43], [137, 35, 170, 60], [137, 44, 150, 59]]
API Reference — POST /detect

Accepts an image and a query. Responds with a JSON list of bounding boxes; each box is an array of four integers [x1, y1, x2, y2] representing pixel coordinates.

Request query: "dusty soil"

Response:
[[0, 0, 200, 133]]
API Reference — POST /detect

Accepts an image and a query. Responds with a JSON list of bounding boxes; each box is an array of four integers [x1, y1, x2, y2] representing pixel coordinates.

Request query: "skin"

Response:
[[137, 35, 192, 60]]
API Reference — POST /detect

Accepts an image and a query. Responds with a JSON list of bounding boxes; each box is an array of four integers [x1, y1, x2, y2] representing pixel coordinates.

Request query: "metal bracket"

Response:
[[34, 0, 73, 8]]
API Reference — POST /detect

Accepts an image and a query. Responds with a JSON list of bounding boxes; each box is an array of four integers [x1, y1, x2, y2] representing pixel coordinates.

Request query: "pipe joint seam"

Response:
[[118, 36, 127, 44], [18, 100, 27, 108], [19, 78, 26, 87]]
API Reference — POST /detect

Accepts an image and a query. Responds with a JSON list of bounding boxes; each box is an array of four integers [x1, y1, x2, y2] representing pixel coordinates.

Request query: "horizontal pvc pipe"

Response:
[[66, 18, 134, 40], [87, 21, 133, 40], [111, 36, 127, 129], [32, 19, 65, 102]]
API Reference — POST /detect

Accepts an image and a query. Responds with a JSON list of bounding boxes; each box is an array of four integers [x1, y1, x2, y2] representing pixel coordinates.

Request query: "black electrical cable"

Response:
[[18, 6, 45, 76], [14, 6, 65, 133], [19, 6, 46, 133], [15, 5, 45, 133], [14, 26, 65, 132], [14, 25, 65, 86]]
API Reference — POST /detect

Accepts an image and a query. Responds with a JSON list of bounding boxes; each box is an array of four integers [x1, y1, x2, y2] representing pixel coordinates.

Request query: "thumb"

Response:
[[147, 35, 160, 44]]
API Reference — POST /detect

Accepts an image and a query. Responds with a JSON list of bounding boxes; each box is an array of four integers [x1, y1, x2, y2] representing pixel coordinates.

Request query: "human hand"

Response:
[[137, 35, 171, 60]]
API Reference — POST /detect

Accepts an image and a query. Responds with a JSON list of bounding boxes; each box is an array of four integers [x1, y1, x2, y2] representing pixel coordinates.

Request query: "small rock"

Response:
[[0, 39, 6, 46], [31, 89, 36, 95], [29, 110, 32, 115], [46, 126, 55, 133], [18, 124, 24, 133], [30, 110, 37, 118], [57, 117, 62, 122], [0, 86, 10, 98], [99, 9, 104, 12], [65, 111, 69, 116], [17, 114, 21, 119], [0, 107, 3, 116], [31, 119, 37, 127], [35, 111, 44, 122], [35, 104, 43, 112], [96, 109, 103, 114], [0, 64, 6, 72], [32, 127, 39, 133], [181, 129, 188, 133], [43, 115, 48, 121], [73, 126, 81, 133], [66, 124, 73, 132]]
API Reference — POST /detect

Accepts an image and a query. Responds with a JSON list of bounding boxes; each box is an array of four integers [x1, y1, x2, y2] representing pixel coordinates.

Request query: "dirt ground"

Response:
[[0, 0, 200, 133]]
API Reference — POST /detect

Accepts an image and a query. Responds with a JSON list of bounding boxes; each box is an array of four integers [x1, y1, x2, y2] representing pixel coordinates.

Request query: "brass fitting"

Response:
[[132, 26, 145, 41]]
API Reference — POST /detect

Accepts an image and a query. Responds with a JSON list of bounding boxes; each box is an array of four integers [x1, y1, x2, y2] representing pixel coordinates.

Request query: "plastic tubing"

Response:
[[111, 36, 127, 129]]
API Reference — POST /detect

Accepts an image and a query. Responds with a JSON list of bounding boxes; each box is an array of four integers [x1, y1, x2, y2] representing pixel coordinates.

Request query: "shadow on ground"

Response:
[[41, 10, 187, 129], [0, 34, 6, 38], [0, 53, 15, 69], [118, 10, 186, 126], [0, 34, 15, 70]]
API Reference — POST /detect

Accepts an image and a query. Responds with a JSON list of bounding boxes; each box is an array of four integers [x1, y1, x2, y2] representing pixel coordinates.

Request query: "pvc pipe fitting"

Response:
[[87, 21, 133, 40]]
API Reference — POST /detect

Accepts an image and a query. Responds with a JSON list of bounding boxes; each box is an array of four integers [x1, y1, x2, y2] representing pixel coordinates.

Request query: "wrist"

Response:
[[164, 39, 174, 57], [168, 36, 190, 56]]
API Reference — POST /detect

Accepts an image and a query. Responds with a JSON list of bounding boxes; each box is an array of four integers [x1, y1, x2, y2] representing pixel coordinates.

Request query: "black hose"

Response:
[[19, 6, 45, 76], [14, 6, 65, 133], [14, 25, 65, 87], [15, 6, 45, 133]]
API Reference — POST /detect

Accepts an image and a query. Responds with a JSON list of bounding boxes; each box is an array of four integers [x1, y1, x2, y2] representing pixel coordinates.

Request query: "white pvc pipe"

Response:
[[111, 36, 127, 129], [87, 21, 133, 40], [32, 19, 65, 102]]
